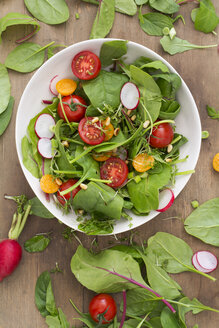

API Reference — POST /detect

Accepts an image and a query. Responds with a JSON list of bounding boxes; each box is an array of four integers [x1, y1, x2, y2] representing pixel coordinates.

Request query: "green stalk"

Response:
[[142, 120, 175, 136], [175, 170, 195, 175], [26, 41, 55, 60], [58, 93, 74, 132]]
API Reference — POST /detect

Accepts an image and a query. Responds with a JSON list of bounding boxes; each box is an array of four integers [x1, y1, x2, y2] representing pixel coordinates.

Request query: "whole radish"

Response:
[[0, 195, 31, 282]]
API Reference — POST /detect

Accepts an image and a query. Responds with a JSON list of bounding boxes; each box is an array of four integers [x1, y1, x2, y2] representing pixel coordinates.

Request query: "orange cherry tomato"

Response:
[[102, 118, 114, 141], [132, 153, 154, 172], [40, 174, 61, 193], [56, 78, 77, 96], [213, 153, 219, 172], [92, 151, 113, 162]]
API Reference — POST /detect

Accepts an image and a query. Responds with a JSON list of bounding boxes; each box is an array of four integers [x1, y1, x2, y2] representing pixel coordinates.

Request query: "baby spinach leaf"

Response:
[[139, 10, 174, 36], [73, 181, 124, 220], [160, 35, 217, 55], [0, 63, 11, 114], [149, 0, 180, 14], [5, 41, 54, 73], [82, 70, 128, 109], [90, 0, 115, 39], [24, 0, 69, 25], [46, 280, 58, 316], [100, 40, 128, 67], [135, 0, 148, 4], [140, 60, 169, 73], [58, 308, 70, 328], [22, 136, 40, 178], [159, 100, 180, 120], [194, 0, 219, 33], [45, 315, 61, 328], [70, 245, 146, 293], [0, 96, 14, 136], [0, 12, 40, 43], [29, 197, 54, 218], [160, 307, 183, 328], [81, 0, 137, 15], [24, 235, 51, 253], [154, 73, 181, 99], [35, 271, 51, 317], [184, 198, 219, 246], [206, 105, 219, 120]]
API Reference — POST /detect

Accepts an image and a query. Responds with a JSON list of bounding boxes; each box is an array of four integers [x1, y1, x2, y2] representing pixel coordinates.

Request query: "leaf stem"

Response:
[[119, 290, 126, 328]]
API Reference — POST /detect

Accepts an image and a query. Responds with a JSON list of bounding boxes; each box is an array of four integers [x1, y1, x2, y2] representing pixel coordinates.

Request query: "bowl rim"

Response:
[[15, 38, 202, 235]]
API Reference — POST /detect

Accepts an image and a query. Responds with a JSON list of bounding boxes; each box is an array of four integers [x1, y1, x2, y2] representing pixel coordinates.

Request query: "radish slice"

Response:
[[196, 251, 218, 273], [192, 253, 212, 273], [156, 188, 174, 212], [37, 138, 53, 159], [49, 75, 59, 96], [35, 114, 55, 139], [120, 82, 140, 110], [42, 100, 53, 105]]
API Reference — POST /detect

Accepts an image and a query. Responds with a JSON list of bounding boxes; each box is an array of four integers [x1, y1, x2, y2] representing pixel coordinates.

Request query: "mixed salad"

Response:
[[22, 40, 188, 235]]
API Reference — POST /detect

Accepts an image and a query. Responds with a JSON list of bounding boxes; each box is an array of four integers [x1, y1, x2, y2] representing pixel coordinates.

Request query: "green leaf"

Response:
[[140, 60, 169, 73], [0, 96, 14, 136], [46, 315, 61, 328], [58, 308, 70, 328], [81, 0, 137, 15], [0, 12, 40, 43], [24, 235, 51, 252], [35, 271, 51, 317], [5, 41, 54, 73], [24, 0, 69, 25], [159, 100, 180, 120], [160, 307, 182, 328], [70, 245, 146, 293], [46, 280, 58, 316], [160, 35, 217, 55], [149, 0, 179, 14], [184, 198, 219, 246], [194, 0, 219, 33], [82, 70, 128, 109], [90, 0, 115, 39], [21, 136, 40, 178], [135, 0, 148, 4], [154, 73, 181, 99], [29, 197, 54, 218], [206, 105, 219, 120], [139, 10, 174, 36], [0, 63, 11, 114], [100, 40, 128, 67]]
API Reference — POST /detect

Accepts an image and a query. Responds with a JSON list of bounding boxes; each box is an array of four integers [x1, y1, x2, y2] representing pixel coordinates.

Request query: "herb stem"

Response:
[[119, 290, 126, 328]]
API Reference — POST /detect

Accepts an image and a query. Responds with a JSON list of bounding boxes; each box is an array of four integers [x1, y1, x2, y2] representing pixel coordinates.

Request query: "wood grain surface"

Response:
[[1, 1, 219, 327]]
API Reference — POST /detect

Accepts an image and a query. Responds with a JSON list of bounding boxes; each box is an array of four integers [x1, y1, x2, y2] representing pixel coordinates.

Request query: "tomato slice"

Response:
[[100, 157, 128, 188], [78, 117, 105, 145], [57, 179, 81, 205], [57, 95, 87, 122], [71, 51, 101, 80], [149, 122, 174, 148]]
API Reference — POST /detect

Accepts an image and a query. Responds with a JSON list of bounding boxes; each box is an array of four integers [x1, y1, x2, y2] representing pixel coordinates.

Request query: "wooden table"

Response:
[[1, 1, 219, 327]]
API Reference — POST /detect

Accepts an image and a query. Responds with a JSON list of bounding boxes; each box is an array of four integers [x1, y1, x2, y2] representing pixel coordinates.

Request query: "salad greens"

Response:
[[22, 40, 189, 235], [90, 0, 115, 39], [0, 63, 11, 114], [24, 233, 51, 253], [0, 96, 14, 136]]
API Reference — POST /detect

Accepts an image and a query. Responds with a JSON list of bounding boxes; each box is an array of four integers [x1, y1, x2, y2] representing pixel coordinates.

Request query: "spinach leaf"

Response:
[[184, 198, 219, 246], [22, 136, 40, 178], [0, 96, 14, 136], [0, 12, 40, 43], [194, 0, 219, 33], [82, 70, 128, 109], [159, 100, 180, 120], [29, 197, 54, 218], [5, 41, 54, 73], [160, 307, 182, 328], [100, 40, 128, 67], [149, 0, 179, 14], [0, 63, 11, 114], [58, 308, 70, 328], [140, 60, 169, 73], [160, 35, 217, 55], [73, 181, 124, 220], [46, 316, 61, 328], [206, 105, 219, 120], [135, 0, 148, 4], [139, 10, 174, 36], [153, 73, 181, 99], [46, 280, 58, 316], [70, 245, 146, 293], [24, 235, 51, 252], [81, 0, 137, 15], [35, 271, 51, 317], [130, 65, 162, 122], [90, 0, 115, 39], [24, 0, 69, 25]]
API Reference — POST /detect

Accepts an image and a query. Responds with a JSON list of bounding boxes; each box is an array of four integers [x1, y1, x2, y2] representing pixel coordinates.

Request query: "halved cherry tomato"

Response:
[[57, 95, 87, 122], [78, 117, 105, 145], [102, 119, 114, 142], [149, 122, 174, 148], [133, 153, 154, 172], [57, 179, 81, 205], [100, 157, 128, 188], [89, 294, 117, 324], [56, 78, 77, 96], [92, 151, 113, 162], [40, 174, 60, 194], [213, 153, 219, 172], [71, 51, 101, 80]]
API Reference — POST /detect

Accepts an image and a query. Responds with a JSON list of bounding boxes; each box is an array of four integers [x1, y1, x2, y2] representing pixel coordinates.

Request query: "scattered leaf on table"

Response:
[[0, 96, 14, 136], [0, 63, 11, 114], [90, 0, 115, 39], [24, 235, 51, 253]]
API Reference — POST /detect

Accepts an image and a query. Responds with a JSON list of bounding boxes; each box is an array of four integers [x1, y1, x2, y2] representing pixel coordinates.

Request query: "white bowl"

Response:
[[15, 38, 201, 235]]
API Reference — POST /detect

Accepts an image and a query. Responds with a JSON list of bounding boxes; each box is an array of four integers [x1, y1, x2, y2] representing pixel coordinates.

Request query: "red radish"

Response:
[[42, 100, 53, 105], [193, 251, 218, 273], [0, 195, 31, 282], [37, 138, 53, 159], [34, 113, 55, 139], [192, 253, 212, 273], [156, 188, 175, 212], [49, 75, 59, 96], [120, 82, 140, 110]]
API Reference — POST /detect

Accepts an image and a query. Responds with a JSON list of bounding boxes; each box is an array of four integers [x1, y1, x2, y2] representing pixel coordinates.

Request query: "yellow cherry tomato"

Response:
[[102, 119, 114, 141], [132, 153, 154, 172], [213, 153, 219, 172], [40, 174, 60, 193], [56, 78, 77, 96]]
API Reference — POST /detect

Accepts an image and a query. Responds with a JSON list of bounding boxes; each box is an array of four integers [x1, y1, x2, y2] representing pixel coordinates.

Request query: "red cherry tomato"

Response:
[[149, 122, 174, 148], [57, 179, 81, 206], [71, 51, 101, 80], [89, 294, 117, 324], [78, 117, 105, 145], [100, 157, 129, 188], [57, 95, 87, 122]]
